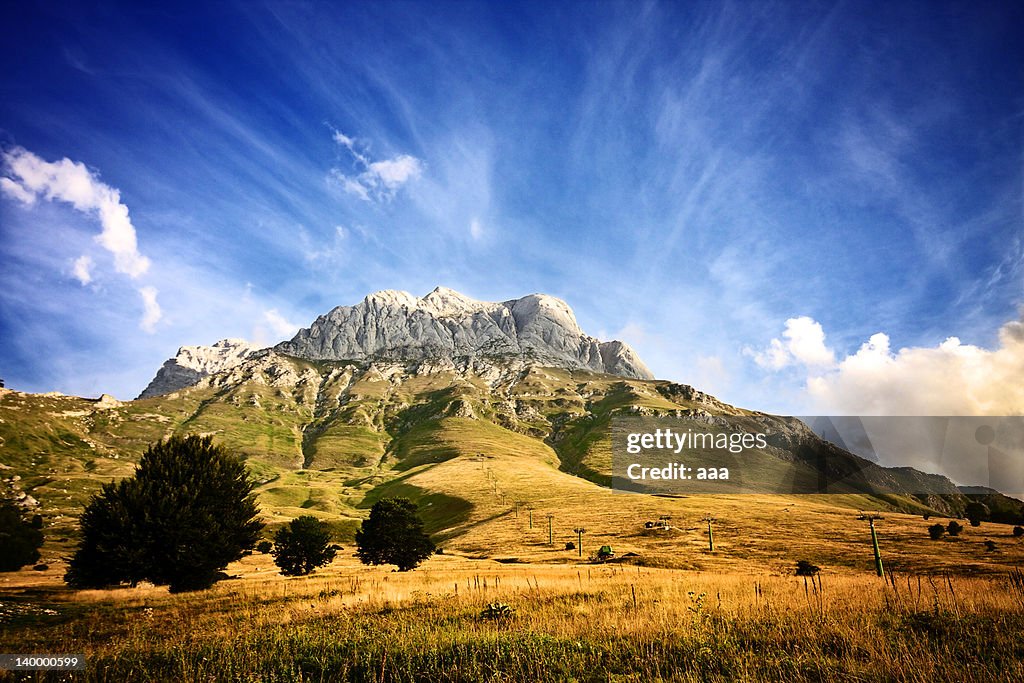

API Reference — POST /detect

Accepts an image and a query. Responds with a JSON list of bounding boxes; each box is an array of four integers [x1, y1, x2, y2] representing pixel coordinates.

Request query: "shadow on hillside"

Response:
[[358, 479, 473, 541]]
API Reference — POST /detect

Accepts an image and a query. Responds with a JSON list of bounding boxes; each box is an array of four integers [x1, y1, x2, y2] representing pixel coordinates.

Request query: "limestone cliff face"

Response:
[[275, 287, 654, 379], [137, 338, 261, 399], [138, 288, 653, 399]]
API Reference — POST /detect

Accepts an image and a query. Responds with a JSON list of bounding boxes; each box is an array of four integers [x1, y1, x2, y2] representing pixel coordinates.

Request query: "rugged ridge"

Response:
[[124, 347, 1023, 520], [138, 338, 261, 399], [275, 287, 654, 379]]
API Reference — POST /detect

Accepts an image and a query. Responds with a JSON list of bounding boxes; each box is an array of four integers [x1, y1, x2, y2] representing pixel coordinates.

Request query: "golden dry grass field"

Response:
[[3, 493, 1024, 682], [4, 371, 1024, 681], [2, 550, 1024, 682]]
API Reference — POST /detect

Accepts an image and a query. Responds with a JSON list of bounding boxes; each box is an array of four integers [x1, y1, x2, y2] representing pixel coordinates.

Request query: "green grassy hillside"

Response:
[[2, 353, 1022, 578]]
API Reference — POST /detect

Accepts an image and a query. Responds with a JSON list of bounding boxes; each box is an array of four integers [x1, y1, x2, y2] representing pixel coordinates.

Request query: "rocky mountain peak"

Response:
[[362, 289, 421, 310], [137, 288, 654, 400], [137, 338, 261, 399], [508, 293, 583, 338], [422, 286, 487, 315], [276, 287, 653, 379]]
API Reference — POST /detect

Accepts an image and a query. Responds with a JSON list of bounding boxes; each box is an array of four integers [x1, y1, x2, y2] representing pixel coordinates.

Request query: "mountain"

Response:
[[138, 338, 261, 399], [276, 287, 653, 380], [3, 286, 1022, 575]]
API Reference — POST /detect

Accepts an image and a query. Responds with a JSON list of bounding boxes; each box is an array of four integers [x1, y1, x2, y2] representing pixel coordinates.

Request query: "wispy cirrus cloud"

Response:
[[139, 286, 162, 333], [328, 130, 423, 202], [1, 2, 1018, 410]]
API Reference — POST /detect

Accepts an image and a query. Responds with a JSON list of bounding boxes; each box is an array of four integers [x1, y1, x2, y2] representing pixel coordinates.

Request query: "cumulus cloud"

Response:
[[0, 176, 35, 204], [138, 286, 162, 333], [328, 130, 423, 202], [755, 315, 1024, 415], [72, 255, 94, 285], [1, 147, 151, 278], [749, 316, 835, 369]]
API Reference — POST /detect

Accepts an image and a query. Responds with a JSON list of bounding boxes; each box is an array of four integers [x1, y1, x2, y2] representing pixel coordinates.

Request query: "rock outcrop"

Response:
[[138, 339, 261, 399], [276, 287, 654, 379]]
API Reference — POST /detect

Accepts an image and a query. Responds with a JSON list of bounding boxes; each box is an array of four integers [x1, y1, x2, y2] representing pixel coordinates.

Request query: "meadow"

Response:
[[4, 380, 1024, 681], [2, 550, 1023, 682]]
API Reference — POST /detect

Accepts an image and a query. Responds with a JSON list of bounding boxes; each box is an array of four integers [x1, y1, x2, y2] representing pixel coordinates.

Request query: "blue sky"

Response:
[[1, 1, 1021, 414]]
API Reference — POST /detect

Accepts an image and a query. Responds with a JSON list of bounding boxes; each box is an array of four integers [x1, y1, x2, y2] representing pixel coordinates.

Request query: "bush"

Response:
[[984, 540, 997, 552], [795, 560, 821, 576], [965, 502, 990, 527], [947, 521, 964, 537], [256, 540, 273, 554], [1013, 526, 1024, 538], [272, 516, 337, 576], [355, 498, 434, 571], [928, 524, 946, 540], [65, 435, 263, 592], [0, 498, 44, 571]]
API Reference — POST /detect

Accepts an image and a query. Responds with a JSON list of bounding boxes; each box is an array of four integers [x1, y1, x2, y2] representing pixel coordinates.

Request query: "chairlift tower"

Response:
[[573, 527, 587, 557], [701, 514, 716, 552], [858, 513, 885, 578]]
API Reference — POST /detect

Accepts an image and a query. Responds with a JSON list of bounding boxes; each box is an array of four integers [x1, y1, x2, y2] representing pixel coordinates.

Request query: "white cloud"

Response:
[[755, 315, 1024, 415], [749, 316, 834, 369], [470, 218, 483, 240], [332, 130, 355, 147], [1, 147, 151, 278], [72, 255, 94, 285], [263, 309, 300, 339], [331, 170, 370, 201], [331, 129, 369, 166], [0, 177, 36, 204], [368, 155, 423, 188], [138, 286, 162, 333], [328, 131, 423, 202], [751, 337, 791, 370]]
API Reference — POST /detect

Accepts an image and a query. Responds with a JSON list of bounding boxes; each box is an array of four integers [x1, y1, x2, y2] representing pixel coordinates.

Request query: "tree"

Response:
[[1013, 526, 1024, 538], [795, 560, 821, 576], [965, 502, 990, 527], [928, 523, 946, 540], [0, 497, 43, 571], [271, 516, 337, 576], [355, 498, 434, 571], [947, 520, 964, 537], [256, 540, 273, 554], [65, 435, 263, 592]]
